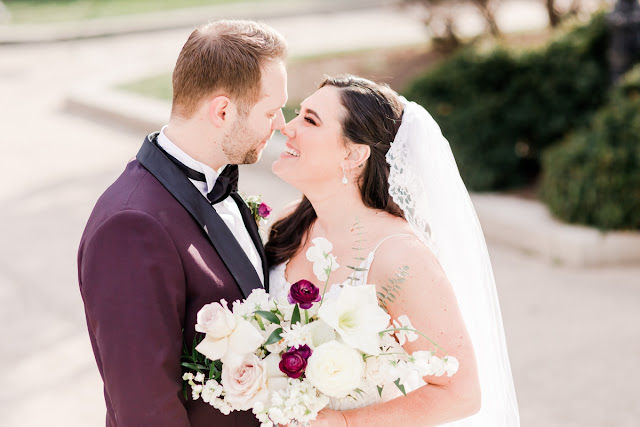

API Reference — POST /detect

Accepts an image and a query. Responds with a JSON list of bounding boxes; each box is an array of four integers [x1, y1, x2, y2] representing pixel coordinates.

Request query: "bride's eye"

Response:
[[305, 117, 317, 126]]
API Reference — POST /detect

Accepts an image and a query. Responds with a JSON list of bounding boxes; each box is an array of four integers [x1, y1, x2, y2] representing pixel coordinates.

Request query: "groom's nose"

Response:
[[272, 109, 286, 132]]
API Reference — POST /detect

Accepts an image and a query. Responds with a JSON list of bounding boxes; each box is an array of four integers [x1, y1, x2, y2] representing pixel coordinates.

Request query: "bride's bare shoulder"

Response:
[[367, 226, 446, 287]]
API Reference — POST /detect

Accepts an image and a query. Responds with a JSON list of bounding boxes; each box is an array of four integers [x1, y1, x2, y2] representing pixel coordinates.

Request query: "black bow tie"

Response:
[[157, 145, 239, 205]]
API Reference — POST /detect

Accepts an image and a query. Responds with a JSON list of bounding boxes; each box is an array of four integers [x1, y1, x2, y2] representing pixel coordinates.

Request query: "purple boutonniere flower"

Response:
[[258, 202, 272, 219], [288, 279, 321, 309], [279, 345, 312, 379]]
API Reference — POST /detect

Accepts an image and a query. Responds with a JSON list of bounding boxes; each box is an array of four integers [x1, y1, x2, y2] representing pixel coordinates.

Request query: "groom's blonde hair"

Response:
[[171, 20, 287, 118]]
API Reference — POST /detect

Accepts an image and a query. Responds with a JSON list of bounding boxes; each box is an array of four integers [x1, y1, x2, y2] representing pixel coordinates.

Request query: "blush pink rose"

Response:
[[221, 354, 268, 410]]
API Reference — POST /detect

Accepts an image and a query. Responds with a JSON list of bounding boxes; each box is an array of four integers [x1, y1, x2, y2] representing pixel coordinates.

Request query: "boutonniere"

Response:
[[243, 194, 272, 226]]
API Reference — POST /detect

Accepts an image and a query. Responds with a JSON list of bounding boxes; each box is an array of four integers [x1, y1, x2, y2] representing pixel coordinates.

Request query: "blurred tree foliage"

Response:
[[406, 0, 594, 52], [404, 0, 502, 51], [403, 13, 610, 191], [539, 65, 640, 230]]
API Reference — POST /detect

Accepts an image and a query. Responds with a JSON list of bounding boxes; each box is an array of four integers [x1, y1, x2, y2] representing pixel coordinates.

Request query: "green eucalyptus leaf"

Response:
[[265, 327, 284, 345], [291, 304, 301, 325], [394, 379, 407, 397], [255, 310, 281, 325]]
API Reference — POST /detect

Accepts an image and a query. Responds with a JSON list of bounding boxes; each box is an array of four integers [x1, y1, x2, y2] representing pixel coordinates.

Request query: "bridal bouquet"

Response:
[[182, 238, 458, 426]]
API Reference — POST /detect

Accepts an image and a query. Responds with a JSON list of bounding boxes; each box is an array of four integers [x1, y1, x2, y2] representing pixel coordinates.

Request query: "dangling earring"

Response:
[[341, 165, 348, 185]]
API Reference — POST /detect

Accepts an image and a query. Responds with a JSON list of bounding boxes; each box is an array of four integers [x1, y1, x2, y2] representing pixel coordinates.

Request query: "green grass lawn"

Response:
[[118, 73, 173, 102], [3, 0, 247, 24]]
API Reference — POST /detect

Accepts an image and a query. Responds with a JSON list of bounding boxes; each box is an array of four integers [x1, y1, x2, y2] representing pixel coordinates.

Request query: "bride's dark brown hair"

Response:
[[265, 75, 405, 267]]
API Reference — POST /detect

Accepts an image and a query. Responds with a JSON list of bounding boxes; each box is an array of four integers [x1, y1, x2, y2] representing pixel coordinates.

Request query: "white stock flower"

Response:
[[393, 315, 419, 346], [281, 323, 313, 348], [195, 300, 264, 363], [305, 340, 364, 398], [194, 372, 205, 383], [191, 384, 203, 400], [201, 379, 223, 403], [318, 285, 390, 355], [232, 289, 274, 319], [364, 356, 388, 386], [306, 237, 340, 282], [221, 353, 269, 411]]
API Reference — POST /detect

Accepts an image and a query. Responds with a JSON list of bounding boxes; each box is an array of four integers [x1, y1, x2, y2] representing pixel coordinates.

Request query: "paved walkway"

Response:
[[1, 2, 638, 427]]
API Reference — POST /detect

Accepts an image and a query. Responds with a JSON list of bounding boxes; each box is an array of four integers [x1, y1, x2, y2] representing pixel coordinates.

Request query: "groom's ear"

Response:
[[208, 95, 232, 127], [345, 144, 371, 170]]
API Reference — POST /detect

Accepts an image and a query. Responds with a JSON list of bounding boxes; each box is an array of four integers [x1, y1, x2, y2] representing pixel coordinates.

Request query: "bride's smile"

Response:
[[272, 85, 352, 192]]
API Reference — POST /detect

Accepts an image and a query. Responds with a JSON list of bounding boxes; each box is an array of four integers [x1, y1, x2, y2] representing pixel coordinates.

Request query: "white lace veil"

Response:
[[386, 98, 520, 426]]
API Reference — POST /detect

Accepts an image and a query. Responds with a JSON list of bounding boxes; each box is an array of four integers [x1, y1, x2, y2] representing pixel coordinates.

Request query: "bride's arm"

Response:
[[314, 236, 481, 427]]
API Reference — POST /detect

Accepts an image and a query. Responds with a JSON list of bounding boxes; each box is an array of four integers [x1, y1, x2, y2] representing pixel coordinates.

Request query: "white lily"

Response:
[[318, 284, 390, 355]]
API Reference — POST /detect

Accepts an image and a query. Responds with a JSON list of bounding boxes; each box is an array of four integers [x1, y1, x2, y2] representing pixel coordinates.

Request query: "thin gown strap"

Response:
[[360, 233, 416, 283]]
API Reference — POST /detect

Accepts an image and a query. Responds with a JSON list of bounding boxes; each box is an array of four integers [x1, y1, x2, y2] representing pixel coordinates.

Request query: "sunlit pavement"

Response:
[[1, 3, 638, 426]]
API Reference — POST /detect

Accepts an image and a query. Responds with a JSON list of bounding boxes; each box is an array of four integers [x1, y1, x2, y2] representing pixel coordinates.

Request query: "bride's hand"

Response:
[[309, 409, 347, 427]]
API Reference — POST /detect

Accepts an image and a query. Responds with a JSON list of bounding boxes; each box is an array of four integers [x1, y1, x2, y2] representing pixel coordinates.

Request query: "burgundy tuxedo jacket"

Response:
[[78, 134, 267, 426]]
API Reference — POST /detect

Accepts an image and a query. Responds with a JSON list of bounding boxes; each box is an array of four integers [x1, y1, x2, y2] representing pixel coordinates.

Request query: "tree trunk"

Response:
[[471, 0, 502, 37], [546, 0, 561, 27]]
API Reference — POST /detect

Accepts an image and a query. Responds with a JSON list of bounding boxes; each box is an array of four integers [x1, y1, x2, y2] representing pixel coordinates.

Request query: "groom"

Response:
[[77, 20, 288, 426]]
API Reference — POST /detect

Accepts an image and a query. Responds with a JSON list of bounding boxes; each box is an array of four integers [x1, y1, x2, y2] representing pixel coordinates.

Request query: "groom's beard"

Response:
[[222, 119, 269, 165]]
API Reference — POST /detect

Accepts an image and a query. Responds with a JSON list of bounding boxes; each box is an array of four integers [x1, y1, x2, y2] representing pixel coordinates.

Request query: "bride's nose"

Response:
[[281, 121, 295, 139]]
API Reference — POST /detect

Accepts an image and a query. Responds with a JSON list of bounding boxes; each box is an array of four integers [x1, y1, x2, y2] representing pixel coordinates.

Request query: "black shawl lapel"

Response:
[[230, 193, 270, 292], [136, 133, 263, 299]]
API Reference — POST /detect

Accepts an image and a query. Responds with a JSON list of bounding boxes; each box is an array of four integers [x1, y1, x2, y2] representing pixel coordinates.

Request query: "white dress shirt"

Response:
[[157, 126, 264, 285]]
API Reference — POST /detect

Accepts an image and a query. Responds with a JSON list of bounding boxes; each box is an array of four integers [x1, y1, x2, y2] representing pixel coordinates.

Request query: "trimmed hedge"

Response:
[[539, 66, 640, 230], [403, 13, 610, 190]]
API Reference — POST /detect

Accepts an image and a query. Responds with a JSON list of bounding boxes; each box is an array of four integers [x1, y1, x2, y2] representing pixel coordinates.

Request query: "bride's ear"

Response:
[[345, 144, 371, 170]]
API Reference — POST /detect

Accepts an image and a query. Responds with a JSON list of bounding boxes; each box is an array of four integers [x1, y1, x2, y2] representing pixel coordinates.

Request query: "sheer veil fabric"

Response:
[[386, 98, 520, 426]]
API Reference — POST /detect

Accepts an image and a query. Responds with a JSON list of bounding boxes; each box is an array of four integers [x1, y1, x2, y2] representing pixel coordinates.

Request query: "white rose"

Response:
[[318, 285, 390, 355], [305, 340, 364, 398], [195, 300, 236, 337], [195, 300, 264, 363], [221, 353, 269, 411]]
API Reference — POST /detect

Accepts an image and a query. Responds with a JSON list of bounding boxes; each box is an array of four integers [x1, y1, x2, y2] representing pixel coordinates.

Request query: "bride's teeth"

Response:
[[285, 147, 300, 157]]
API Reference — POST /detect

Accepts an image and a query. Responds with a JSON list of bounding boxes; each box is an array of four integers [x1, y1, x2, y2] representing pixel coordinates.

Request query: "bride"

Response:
[[265, 75, 520, 426]]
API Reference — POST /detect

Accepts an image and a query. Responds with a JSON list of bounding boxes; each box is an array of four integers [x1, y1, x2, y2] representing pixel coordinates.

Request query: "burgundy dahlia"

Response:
[[279, 345, 313, 379], [258, 202, 272, 218], [288, 279, 321, 309]]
